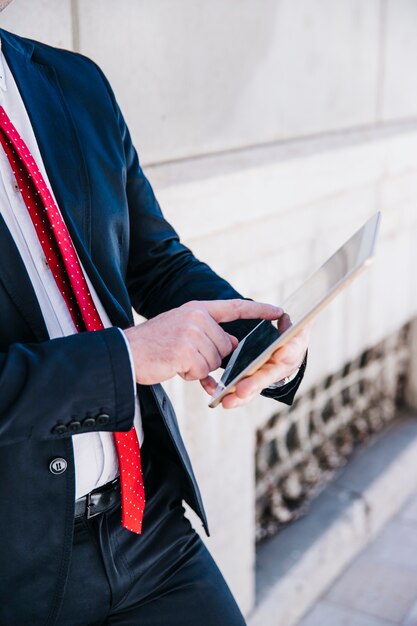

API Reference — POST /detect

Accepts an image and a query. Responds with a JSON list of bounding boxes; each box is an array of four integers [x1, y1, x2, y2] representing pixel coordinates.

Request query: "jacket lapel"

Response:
[[0, 30, 132, 331]]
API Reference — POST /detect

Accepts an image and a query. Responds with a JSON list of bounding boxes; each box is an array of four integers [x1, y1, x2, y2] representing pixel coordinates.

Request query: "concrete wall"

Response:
[[2, 0, 417, 617], [76, 0, 382, 163]]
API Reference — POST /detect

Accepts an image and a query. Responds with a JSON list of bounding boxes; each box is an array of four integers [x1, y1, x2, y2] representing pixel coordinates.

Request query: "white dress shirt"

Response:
[[0, 41, 143, 499]]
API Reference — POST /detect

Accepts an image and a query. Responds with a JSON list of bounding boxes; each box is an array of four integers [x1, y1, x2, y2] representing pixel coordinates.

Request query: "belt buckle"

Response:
[[85, 479, 119, 519]]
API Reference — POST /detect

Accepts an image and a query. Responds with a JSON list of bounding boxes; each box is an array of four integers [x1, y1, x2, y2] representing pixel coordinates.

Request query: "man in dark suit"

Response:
[[0, 3, 308, 624]]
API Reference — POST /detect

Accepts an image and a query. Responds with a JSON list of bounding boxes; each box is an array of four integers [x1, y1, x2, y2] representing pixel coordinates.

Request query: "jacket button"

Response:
[[68, 420, 81, 432], [96, 413, 110, 426], [52, 424, 67, 435], [49, 458, 67, 475], [83, 417, 96, 429]]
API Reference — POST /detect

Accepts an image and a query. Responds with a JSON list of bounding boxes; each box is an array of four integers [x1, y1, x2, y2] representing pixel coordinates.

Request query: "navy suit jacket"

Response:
[[0, 30, 305, 625]]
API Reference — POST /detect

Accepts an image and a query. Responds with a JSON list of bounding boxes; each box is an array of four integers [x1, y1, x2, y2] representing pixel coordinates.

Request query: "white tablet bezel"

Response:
[[209, 212, 381, 408]]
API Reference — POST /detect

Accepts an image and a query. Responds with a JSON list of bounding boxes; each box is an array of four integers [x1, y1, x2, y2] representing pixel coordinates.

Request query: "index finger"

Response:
[[201, 299, 283, 324]]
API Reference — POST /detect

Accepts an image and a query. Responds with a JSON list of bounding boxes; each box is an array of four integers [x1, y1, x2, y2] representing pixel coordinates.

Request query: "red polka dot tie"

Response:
[[0, 107, 145, 534]]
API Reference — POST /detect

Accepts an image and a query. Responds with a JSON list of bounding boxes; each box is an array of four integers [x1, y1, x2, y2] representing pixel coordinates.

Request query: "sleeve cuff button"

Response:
[[96, 413, 110, 426]]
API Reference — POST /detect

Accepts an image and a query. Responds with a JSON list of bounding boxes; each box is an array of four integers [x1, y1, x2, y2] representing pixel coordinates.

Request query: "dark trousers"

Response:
[[58, 438, 247, 626]]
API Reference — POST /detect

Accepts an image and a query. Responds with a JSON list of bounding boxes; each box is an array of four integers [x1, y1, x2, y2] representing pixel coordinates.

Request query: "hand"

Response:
[[124, 299, 283, 385], [200, 320, 312, 409]]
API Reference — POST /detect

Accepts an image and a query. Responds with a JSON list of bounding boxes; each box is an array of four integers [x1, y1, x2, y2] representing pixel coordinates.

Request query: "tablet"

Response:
[[209, 212, 381, 408]]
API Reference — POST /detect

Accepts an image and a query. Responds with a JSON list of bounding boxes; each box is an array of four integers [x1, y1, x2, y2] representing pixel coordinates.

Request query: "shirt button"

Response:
[[12, 182, 19, 192]]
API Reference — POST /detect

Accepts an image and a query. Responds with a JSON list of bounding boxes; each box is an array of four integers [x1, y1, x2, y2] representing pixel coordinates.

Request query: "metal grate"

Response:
[[255, 323, 411, 542]]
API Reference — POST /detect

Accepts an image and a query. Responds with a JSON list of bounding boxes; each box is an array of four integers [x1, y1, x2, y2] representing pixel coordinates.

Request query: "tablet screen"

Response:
[[221, 316, 290, 388]]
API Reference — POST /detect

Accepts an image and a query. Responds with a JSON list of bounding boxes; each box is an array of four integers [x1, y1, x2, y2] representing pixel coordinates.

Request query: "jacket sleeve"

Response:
[[96, 66, 306, 404], [0, 327, 135, 447]]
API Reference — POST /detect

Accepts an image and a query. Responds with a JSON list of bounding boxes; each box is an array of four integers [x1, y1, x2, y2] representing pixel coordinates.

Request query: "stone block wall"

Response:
[[2, 0, 417, 616]]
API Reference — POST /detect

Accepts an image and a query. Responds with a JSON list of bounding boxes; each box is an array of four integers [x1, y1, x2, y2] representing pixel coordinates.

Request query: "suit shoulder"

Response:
[[1, 29, 104, 81], [35, 39, 102, 76], [1, 29, 120, 122]]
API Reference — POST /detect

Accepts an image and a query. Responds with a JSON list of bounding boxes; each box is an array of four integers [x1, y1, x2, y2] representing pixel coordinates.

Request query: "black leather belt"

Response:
[[74, 478, 120, 520]]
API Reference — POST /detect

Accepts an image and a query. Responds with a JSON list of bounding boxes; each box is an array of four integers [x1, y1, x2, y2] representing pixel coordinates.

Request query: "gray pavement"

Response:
[[250, 414, 417, 626], [297, 489, 417, 626]]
